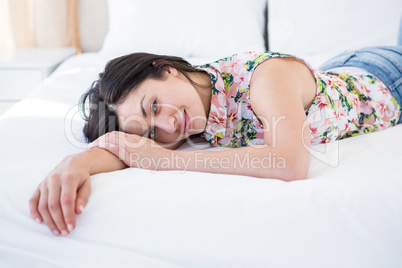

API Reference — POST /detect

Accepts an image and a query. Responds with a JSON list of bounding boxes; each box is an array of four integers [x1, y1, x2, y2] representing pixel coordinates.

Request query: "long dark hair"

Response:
[[79, 52, 204, 142]]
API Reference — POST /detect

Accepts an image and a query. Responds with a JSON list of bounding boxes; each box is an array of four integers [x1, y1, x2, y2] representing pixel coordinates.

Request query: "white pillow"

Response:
[[101, 0, 267, 59], [268, 0, 402, 58]]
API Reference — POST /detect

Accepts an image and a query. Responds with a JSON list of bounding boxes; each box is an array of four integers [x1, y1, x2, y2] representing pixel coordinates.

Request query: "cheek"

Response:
[[190, 116, 207, 132], [117, 112, 149, 136]]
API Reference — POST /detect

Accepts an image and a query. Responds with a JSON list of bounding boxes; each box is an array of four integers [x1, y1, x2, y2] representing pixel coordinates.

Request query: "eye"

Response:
[[150, 128, 155, 140], [151, 100, 158, 114], [149, 99, 158, 140]]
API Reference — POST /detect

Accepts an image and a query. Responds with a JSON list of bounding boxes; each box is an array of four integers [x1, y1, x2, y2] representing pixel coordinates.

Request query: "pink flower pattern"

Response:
[[199, 52, 401, 147]]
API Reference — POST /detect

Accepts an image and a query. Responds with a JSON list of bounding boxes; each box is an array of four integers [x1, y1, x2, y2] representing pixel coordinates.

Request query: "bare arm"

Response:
[[29, 148, 126, 236], [86, 147, 127, 174], [170, 145, 303, 180]]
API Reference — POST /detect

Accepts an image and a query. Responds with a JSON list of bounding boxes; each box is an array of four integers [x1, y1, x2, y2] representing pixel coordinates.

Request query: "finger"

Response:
[[75, 178, 91, 215], [37, 185, 60, 236], [109, 131, 132, 147], [114, 132, 140, 165], [60, 177, 78, 233], [48, 178, 69, 236], [96, 132, 140, 163], [97, 132, 113, 148], [95, 131, 138, 150], [29, 188, 43, 224], [88, 141, 98, 149], [88, 137, 100, 149], [88, 137, 103, 149], [97, 141, 129, 164], [121, 132, 142, 146], [88, 131, 115, 148], [95, 133, 119, 152], [97, 141, 119, 156]]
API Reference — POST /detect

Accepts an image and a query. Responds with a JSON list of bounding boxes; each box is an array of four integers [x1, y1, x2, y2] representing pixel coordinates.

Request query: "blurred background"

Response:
[[0, 0, 109, 53], [1, 0, 401, 54]]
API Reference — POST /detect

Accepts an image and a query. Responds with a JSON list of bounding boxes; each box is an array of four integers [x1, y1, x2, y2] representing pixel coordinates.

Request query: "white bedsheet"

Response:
[[0, 53, 401, 268]]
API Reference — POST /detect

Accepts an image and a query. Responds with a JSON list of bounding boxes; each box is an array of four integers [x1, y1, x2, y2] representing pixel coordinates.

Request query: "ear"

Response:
[[164, 66, 179, 77]]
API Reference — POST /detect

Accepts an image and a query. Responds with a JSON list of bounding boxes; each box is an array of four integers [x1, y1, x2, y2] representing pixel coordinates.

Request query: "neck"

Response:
[[189, 71, 212, 118]]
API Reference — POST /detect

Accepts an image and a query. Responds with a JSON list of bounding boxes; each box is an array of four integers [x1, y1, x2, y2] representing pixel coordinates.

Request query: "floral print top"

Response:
[[198, 51, 401, 147]]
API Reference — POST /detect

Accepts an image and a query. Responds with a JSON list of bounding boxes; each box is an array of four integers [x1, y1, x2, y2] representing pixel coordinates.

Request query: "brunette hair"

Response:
[[79, 52, 203, 142]]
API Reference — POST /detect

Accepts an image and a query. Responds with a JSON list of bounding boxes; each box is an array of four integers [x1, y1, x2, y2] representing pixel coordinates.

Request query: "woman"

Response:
[[29, 47, 402, 236]]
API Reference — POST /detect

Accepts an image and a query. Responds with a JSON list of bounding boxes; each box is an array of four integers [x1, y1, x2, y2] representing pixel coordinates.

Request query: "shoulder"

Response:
[[252, 57, 313, 82], [251, 57, 313, 93], [250, 57, 317, 111]]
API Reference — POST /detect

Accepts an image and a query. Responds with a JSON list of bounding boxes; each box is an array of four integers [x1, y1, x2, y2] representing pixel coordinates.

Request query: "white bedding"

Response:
[[1, 53, 402, 268]]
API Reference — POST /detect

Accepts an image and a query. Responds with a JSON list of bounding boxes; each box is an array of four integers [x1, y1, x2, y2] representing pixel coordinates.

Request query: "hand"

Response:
[[29, 154, 91, 236], [88, 131, 172, 170]]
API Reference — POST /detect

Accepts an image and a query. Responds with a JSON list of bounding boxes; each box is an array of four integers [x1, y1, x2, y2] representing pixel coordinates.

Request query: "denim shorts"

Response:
[[319, 46, 402, 124]]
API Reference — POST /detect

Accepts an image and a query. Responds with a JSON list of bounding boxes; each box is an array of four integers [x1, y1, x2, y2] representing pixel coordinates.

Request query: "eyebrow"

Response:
[[141, 95, 147, 118], [140, 95, 149, 138]]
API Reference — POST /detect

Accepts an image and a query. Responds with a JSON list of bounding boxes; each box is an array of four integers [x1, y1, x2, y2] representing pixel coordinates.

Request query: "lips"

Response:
[[185, 110, 190, 133], [180, 109, 190, 134]]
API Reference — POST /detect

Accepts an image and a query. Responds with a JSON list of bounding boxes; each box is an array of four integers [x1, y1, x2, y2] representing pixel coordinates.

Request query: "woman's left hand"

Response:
[[88, 131, 173, 170]]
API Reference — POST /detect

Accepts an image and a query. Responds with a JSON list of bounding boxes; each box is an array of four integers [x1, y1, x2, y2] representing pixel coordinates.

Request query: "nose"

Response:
[[153, 113, 177, 134]]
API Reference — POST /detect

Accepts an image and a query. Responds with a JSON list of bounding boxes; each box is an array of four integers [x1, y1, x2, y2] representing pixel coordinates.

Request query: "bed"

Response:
[[1, 0, 402, 267]]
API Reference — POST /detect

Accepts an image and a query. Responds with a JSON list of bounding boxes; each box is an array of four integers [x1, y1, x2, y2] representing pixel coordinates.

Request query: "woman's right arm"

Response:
[[29, 148, 126, 236]]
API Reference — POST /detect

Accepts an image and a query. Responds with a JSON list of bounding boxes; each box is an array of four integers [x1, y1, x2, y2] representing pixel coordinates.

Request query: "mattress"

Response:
[[0, 53, 401, 268]]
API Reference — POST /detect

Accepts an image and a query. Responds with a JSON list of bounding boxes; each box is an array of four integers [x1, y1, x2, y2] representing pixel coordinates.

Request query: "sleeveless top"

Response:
[[198, 51, 401, 147]]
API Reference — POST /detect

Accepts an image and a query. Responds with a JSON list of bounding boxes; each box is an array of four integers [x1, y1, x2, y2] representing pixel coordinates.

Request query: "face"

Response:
[[116, 68, 210, 146]]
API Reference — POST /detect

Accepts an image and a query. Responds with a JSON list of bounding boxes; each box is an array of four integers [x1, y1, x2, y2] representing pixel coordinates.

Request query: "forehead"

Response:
[[116, 89, 148, 136]]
